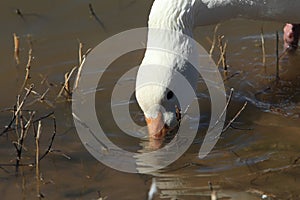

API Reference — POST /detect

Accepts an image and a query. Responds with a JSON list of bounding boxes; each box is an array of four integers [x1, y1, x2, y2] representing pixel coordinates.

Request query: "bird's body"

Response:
[[136, 0, 300, 138]]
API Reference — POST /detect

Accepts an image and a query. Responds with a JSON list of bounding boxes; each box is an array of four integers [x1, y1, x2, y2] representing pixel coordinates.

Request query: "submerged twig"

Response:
[[250, 163, 300, 185], [88, 3, 106, 30], [15, 9, 23, 18], [32, 112, 54, 124]]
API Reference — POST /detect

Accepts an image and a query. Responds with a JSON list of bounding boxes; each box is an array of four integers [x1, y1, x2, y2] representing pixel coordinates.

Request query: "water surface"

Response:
[[0, 1, 300, 199]]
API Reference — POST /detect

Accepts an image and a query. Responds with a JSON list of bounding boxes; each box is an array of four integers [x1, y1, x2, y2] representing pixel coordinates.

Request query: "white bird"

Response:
[[135, 0, 300, 139]]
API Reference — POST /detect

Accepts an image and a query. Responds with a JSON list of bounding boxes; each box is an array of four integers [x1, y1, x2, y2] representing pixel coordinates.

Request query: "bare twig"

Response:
[[32, 112, 54, 124], [217, 35, 228, 71], [210, 88, 234, 132], [20, 38, 33, 92], [57, 66, 77, 98], [1, 84, 34, 136], [78, 41, 83, 65], [74, 57, 85, 90], [74, 45, 91, 90], [15, 9, 23, 18], [222, 101, 248, 133], [209, 23, 220, 57], [38, 117, 56, 161], [26, 87, 54, 108], [260, 27, 266, 66], [88, 3, 106, 30], [35, 120, 42, 199], [15, 111, 35, 174], [13, 33, 20, 64]]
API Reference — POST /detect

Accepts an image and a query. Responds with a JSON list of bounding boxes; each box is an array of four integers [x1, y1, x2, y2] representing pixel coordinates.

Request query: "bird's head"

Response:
[[135, 84, 181, 139]]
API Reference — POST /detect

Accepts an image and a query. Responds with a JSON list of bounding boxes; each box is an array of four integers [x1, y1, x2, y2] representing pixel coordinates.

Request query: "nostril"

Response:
[[166, 91, 174, 100]]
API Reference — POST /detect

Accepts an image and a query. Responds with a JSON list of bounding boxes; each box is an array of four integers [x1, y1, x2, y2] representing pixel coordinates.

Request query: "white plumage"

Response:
[[136, 0, 300, 138]]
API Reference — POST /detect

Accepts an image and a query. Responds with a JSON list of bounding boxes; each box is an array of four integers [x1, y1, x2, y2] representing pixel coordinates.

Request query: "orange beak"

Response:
[[145, 112, 169, 139]]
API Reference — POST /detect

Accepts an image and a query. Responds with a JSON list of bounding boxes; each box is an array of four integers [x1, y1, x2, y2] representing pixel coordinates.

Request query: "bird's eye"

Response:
[[166, 91, 174, 100]]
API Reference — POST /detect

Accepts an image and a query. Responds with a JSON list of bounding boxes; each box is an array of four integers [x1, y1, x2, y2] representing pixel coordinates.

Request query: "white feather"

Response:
[[136, 0, 300, 125]]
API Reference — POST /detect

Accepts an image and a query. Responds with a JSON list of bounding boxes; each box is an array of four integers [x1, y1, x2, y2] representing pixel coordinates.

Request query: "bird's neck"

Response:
[[142, 0, 300, 68], [148, 0, 197, 37], [141, 0, 199, 69], [148, 0, 300, 30]]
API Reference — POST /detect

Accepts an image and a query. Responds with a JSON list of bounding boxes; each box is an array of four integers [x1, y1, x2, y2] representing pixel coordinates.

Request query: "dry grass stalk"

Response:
[[15, 111, 35, 174], [222, 101, 248, 133], [35, 120, 42, 199], [13, 33, 20, 64], [74, 43, 90, 90], [57, 66, 77, 99], [78, 41, 83, 65], [20, 39, 33, 92], [58, 42, 91, 98], [209, 88, 248, 134], [217, 35, 228, 71], [212, 88, 234, 129], [260, 27, 266, 66], [209, 23, 220, 57], [26, 87, 54, 108], [64, 72, 72, 96]]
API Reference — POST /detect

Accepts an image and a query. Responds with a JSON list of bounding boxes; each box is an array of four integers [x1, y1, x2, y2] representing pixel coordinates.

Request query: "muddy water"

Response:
[[1, 0, 300, 199]]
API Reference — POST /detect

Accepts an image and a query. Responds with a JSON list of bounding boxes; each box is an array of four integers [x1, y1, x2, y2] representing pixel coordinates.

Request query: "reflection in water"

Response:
[[0, 0, 300, 199]]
